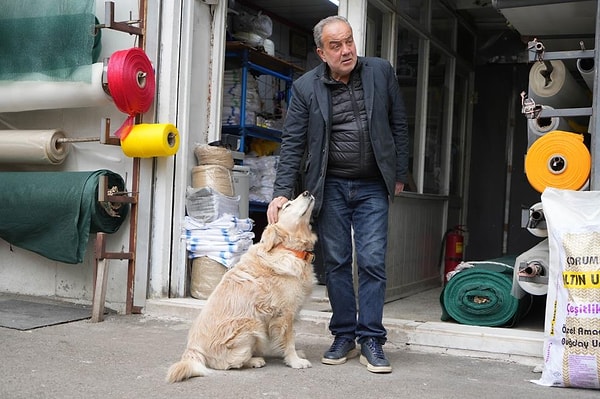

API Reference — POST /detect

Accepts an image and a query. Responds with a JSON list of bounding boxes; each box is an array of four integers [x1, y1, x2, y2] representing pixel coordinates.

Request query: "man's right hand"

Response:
[[266, 196, 288, 224]]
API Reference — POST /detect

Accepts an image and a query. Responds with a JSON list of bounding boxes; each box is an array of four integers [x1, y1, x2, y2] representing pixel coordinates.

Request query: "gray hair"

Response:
[[313, 15, 351, 48]]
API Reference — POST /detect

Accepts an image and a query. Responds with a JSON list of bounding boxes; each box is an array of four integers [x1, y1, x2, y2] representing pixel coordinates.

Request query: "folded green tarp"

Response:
[[440, 257, 532, 327], [0, 170, 129, 264]]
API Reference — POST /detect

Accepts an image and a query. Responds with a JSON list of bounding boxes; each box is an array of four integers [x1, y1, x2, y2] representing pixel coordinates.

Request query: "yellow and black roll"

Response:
[[525, 130, 590, 193]]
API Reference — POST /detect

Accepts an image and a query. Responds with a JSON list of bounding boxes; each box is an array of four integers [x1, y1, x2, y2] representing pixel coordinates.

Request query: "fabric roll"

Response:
[[440, 257, 531, 327], [526, 105, 571, 148], [577, 58, 595, 91], [0, 63, 112, 112], [524, 130, 590, 193], [0, 170, 129, 264], [526, 202, 547, 238], [0, 130, 70, 165], [528, 60, 590, 110], [511, 239, 549, 298]]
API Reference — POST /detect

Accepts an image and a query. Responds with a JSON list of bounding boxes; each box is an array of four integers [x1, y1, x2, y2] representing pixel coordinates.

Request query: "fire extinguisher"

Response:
[[443, 226, 465, 283]]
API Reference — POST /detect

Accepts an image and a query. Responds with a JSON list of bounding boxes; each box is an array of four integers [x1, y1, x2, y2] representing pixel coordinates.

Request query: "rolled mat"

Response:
[[440, 257, 532, 327], [0, 170, 129, 264]]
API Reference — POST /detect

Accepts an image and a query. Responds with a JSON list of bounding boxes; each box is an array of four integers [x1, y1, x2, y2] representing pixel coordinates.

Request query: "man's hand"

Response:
[[267, 196, 289, 224], [394, 182, 405, 196]]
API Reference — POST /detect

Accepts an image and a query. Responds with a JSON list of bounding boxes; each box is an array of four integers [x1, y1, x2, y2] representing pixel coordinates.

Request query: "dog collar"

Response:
[[277, 245, 315, 263]]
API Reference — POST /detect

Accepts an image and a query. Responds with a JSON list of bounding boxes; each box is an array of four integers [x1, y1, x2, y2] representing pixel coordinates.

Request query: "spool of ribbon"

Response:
[[524, 130, 590, 193], [107, 48, 156, 140], [120, 123, 180, 158]]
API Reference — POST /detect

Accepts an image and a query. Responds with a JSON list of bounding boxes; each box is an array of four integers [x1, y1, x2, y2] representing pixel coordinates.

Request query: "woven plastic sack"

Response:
[[191, 165, 234, 195], [533, 187, 600, 389], [190, 257, 226, 300], [194, 144, 234, 169]]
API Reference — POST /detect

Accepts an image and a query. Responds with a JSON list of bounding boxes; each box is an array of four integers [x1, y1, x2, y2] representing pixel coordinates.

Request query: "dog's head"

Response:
[[260, 191, 317, 252]]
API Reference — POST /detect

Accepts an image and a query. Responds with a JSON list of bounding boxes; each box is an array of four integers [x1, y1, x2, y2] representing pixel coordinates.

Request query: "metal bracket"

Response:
[[527, 38, 595, 63], [98, 175, 137, 204], [520, 91, 541, 119], [95, 1, 143, 36]]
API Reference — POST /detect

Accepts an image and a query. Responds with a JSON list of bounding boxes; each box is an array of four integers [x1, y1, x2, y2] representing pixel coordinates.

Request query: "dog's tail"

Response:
[[166, 352, 210, 383]]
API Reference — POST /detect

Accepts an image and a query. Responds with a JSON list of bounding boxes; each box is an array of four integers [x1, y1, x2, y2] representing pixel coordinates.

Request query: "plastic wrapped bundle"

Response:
[[185, 187, 239, 223]]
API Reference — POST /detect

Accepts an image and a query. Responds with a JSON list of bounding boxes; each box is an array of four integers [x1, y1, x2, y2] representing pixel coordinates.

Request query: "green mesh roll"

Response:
[[0, 170, 129, 264], [0, 0, 97, 81], [440, 258, 529, 327]]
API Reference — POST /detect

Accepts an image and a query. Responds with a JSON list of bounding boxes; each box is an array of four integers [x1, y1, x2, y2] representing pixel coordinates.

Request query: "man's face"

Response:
[[316, 20, 357, 84]]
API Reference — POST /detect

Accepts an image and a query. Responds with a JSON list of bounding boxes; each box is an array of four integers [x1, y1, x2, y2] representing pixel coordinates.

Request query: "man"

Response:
[[266, 15, 409, 374]]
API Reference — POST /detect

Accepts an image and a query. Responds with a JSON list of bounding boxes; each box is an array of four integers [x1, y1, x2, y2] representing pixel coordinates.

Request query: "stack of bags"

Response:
[[185, 144, 254, 299], [222, 68, 263, 126], [244, 154, 279, 204]]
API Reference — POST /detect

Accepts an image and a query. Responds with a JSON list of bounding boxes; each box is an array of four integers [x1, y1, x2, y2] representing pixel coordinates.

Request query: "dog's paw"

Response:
[[286, 357, 312, 369], [246, 356, 266, 368]]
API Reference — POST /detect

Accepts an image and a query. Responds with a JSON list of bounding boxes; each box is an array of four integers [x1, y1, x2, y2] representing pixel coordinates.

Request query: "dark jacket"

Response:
[[273, 56, 409, 216]]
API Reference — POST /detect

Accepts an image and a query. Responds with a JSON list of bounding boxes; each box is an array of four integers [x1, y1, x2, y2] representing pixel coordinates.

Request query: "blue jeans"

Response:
[[316, 176, 389, 344]]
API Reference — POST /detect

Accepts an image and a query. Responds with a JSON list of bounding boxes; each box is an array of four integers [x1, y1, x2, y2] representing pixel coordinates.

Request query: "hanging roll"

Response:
[[528, 60, 590, 110], [107, 48, 156, 139], [511, 239, 549, 298], [0, 63, 111, 112], [0, 48, 155, 114], [526, 105, 571, 148], [0, 130, 70, 165], [577, 58, 595, 91], [119, 123, 179, 158], [526, 202, 547, 238], [524, 130, 590, 193]]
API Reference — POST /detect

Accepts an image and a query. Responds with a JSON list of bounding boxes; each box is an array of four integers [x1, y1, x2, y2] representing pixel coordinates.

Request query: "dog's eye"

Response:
[[281, 202, 291, 210]]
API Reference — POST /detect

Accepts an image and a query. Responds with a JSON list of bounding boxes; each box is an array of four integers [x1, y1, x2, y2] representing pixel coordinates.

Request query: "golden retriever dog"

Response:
[[166, 191, 317, 383]]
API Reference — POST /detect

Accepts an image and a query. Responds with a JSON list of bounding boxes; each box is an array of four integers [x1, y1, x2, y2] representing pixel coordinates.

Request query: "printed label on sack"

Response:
[[559, 232, 600, 388]]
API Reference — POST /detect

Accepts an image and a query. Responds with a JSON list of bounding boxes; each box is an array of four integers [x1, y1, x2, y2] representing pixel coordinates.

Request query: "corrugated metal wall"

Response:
[[385, 194, 445, 301]]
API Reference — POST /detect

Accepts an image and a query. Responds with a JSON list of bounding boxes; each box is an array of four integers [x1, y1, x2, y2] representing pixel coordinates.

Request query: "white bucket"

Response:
[[232, 165, 250, 218]]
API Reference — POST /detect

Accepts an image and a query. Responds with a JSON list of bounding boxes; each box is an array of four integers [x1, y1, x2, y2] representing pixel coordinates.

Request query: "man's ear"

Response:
[[316, 47, 325, 62]]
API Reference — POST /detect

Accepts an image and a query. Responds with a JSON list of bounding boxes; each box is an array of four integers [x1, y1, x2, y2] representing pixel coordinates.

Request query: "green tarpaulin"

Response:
[[440, 257, 532, 327], [0, 170, 129, 264]]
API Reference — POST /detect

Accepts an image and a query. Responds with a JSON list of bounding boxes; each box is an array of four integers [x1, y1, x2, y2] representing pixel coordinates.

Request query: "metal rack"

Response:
[[521, 1, 600, 190], [90, 1, 146, 322]]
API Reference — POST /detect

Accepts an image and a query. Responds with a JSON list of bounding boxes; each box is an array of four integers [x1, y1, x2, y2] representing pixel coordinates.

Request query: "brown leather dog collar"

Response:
[[276, 244, 315, 263]]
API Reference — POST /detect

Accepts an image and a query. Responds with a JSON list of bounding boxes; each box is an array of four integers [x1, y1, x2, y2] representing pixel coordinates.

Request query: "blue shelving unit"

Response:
[[223, 42, 303, 212]]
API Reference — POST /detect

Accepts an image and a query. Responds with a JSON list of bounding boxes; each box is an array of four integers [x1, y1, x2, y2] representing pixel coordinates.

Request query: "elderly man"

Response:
[[267, 15, 409, 374]]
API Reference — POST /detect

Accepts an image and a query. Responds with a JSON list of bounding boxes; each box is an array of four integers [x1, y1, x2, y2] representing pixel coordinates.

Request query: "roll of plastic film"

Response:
[[577, 58, 595, 91], [528, 60, 589, 109], [0, 129, 70, 164], [526, 202, 548, 238], [524, 130, 590, 193], [120, 123, 179, 158]]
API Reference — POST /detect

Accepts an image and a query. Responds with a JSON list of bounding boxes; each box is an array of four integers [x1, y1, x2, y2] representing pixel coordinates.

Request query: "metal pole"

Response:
[[590, 1, 600, 189], [492, 0, 587, 10]]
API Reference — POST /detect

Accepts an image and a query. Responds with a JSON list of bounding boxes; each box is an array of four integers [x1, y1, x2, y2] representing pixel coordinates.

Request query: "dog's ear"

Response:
[[260, 224, 283, 251]]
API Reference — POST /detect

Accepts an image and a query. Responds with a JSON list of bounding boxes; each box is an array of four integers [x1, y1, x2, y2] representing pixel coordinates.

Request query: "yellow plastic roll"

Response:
[[120, 123, 180, 158], [525, 130, 590, 193]]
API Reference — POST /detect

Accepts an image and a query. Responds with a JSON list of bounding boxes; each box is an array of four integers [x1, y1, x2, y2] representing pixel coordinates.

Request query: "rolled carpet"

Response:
[[440, 257, 531, 327], [0, 170, 129, 264]]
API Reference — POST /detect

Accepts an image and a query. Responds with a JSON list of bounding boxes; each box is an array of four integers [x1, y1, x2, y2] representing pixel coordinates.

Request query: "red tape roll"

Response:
[[107, 48, 156, 139]]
